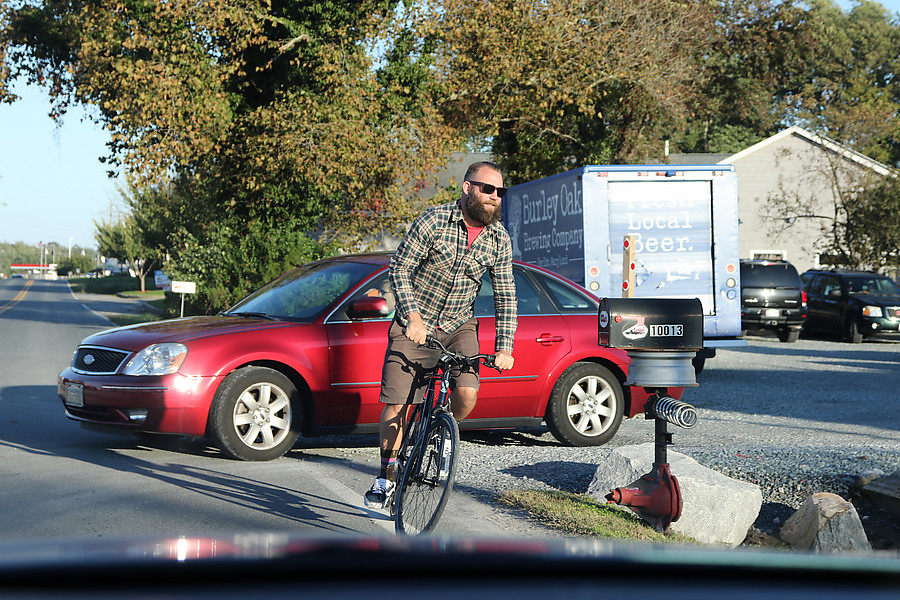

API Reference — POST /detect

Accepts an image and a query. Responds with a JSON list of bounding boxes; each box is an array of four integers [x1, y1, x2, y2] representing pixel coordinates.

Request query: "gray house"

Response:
[[671, 126, 893, 274]]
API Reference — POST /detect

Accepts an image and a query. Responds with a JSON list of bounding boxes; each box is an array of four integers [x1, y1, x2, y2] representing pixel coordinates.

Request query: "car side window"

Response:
[[473, 269, 542, 317], [820, 275, 842, 297], [473, 275, 495, 317], [542, 277, 593, 312], [800, 272, 815, 290], [515, 271, 542, 315], [335, 273, 395, 320], [809, 275, 826, 295]]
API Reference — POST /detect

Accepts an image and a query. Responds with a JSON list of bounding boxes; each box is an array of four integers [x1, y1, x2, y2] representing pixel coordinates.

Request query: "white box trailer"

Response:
[[503, 165, 744, 365]]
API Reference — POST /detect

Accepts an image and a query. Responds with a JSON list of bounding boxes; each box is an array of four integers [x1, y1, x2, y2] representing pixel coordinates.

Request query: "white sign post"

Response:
[[171, 281, 197, 317]]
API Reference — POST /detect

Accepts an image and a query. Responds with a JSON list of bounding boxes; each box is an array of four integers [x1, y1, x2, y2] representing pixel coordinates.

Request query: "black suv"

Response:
[[800, 269, 900, 343], [740, 260, 806, 342]]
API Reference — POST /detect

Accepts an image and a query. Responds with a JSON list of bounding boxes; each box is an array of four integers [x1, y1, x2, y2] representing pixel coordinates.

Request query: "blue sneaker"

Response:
[[364, 477, 395, 509]]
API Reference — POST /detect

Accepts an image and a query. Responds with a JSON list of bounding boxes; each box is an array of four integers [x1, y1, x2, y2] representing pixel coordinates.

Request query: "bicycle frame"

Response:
[[394, 355, 452, 501], [392, 340, 496, 534]]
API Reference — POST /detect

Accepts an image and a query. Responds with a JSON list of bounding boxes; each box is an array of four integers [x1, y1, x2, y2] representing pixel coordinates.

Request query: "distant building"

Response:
[[670, 126, 892, 273], [9, 263, 58, 279]]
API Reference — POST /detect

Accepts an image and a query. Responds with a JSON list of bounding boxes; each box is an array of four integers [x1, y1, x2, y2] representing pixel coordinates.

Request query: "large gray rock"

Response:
[[587, 443, 762, 547], [780, 492, 872, 553]]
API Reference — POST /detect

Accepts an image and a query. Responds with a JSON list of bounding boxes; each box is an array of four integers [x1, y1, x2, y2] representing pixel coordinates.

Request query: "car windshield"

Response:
[[224, 260, 380, 321], [846, 275, 900, 296]]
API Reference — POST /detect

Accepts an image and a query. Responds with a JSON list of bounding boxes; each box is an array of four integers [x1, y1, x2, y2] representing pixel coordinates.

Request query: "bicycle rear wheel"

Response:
[[394, 412, 459, 535]]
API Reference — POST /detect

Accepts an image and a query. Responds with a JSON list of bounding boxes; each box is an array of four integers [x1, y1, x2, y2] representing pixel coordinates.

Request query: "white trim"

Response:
[[719, 125, 893, 176]]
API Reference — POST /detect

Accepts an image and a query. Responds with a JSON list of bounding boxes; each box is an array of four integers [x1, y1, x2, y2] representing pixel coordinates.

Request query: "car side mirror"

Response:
[[347, 296, 390, 320]]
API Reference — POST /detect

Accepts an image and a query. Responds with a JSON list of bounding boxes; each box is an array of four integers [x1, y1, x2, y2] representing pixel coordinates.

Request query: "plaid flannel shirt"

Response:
[[390, 200, 517, 354]]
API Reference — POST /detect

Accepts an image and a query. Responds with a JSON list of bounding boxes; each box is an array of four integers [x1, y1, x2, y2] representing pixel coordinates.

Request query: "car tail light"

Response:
[[801, 290, 808, 318]]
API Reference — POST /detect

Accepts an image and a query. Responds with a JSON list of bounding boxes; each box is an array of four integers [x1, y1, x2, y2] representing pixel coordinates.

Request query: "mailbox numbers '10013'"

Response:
[[649, 324, 684, 337]]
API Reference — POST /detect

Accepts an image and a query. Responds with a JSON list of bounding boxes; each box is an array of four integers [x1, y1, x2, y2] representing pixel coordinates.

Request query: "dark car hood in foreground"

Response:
[[80, 316, 298, 351], [0, 534, 896, 599]]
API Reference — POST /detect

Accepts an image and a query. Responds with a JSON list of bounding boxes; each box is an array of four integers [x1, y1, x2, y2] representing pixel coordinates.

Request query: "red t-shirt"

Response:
[[466, 224, 484, 248]]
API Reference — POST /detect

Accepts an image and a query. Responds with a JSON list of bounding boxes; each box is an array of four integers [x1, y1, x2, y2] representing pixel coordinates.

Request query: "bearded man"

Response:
[[363, 161, 518, 509]]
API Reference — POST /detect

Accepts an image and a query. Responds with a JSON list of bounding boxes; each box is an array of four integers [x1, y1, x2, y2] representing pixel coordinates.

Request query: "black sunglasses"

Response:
[[467, 180, 508, 198]]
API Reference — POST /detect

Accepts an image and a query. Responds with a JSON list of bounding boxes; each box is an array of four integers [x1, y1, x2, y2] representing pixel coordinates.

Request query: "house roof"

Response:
[[719, 125, 893, 176], [667, 153, 730, 165]]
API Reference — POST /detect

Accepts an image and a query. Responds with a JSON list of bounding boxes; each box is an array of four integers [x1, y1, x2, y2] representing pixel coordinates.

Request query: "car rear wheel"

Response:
[[778, 327, 800, 343], [546, 362, 624, 446], [209, 366, 301, 461]]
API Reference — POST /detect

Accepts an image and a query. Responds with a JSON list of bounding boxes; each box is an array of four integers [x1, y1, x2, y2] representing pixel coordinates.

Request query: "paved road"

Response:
[[0, 279, 554, 542], [4, 278, 897, 546]]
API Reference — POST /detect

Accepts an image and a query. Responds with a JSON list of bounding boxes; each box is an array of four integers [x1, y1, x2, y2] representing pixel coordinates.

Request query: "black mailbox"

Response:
[[598, 298, 703, 350], [599, 297, 703, 387]]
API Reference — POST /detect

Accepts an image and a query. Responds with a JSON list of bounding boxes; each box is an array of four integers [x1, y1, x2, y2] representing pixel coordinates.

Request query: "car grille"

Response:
[[887, 307, 900, 319], [73, 346, 131, 374]]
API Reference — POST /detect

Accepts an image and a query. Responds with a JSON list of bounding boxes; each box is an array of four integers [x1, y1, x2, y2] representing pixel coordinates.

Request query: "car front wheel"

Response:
[[209, 366, 302, 461], [845, 317, 863, 344], [546, 362, 624, 446]]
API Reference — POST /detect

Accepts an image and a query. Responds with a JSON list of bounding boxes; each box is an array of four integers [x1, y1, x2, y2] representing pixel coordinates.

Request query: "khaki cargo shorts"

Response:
[[379, 317, 480, 405]]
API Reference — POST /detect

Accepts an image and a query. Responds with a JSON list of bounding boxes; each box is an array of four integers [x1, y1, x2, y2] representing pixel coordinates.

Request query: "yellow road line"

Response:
[[0, 279, 34, 315]]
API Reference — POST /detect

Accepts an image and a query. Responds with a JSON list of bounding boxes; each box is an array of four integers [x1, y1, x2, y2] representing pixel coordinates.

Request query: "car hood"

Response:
[[79, 316, 298, 351], [862, 295, 900, 306]]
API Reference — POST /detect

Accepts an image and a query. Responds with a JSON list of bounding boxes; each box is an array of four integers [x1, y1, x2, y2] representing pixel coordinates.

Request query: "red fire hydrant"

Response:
[[606, 463, 682, 533], [605, 392, 691, 533]]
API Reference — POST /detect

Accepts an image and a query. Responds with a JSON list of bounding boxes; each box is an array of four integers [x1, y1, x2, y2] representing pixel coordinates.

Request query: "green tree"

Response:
[[415, 0, 716, 182], [787, 0, 900, 166], [56, 253, 96, 277], [840, 176, 900, 271], [758, 1, 900, 270], [95, 214, 157, 292], [671, 0, 813, 154], [0, 1, 459, 241], [2, 1, 465, 312]]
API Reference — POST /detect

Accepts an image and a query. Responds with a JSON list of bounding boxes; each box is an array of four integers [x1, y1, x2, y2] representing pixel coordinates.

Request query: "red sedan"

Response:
[[59, 253, 663, 460]]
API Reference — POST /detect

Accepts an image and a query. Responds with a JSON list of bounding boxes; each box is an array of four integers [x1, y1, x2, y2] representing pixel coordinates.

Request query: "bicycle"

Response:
[[390, 337, 499, 535]]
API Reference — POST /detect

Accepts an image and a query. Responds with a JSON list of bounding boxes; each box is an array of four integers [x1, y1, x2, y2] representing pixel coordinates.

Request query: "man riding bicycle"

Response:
[[364, 161, 518, 509]]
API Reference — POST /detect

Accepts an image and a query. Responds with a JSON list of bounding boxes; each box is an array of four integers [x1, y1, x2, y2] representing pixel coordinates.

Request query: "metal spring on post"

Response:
[[651, 395, 698, 429]]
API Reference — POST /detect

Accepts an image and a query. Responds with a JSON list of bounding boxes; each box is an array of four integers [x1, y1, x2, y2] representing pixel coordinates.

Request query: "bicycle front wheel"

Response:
[[394, 413, 459, 535]]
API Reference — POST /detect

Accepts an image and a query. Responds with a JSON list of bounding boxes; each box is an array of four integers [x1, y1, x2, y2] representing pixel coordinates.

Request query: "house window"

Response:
[[816, 252, 851, 268]]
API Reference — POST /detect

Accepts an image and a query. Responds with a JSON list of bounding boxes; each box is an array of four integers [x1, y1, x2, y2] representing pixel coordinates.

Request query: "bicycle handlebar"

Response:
[[422, 337, 501, 372]]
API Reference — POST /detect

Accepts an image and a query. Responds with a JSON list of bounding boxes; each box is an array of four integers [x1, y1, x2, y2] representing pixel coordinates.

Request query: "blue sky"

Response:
[[0, 81, 122, 251], [0, 0, 896, 251]]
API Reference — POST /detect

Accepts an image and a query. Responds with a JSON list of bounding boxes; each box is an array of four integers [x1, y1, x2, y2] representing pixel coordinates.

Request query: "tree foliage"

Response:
[[845, 177, 900, 270], [1, 1, 460, 240], [0, 241, 95, 277], [56, 253, 97, 277], [408, 0, 716, 182], [4, 0, 900, 306], [1, 0, 465, 310], [94, 202, 158, 292], [787, 0, 900, 165]]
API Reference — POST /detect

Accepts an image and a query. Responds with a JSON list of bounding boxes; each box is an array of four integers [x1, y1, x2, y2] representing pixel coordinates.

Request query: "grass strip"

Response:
[[499, 489, 695, 543]]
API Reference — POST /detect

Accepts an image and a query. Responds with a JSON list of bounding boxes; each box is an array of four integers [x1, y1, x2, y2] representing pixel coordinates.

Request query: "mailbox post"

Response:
[[598, 297, 703, 532]]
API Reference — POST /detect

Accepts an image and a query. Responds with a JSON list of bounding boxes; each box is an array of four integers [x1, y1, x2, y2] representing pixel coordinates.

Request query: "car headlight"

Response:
[[862, 306, 883, 318], [123, 343, 188, 376]]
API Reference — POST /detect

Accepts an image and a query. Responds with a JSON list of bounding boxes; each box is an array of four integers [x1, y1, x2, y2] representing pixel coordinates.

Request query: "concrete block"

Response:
[[587, 443, 762, 547]]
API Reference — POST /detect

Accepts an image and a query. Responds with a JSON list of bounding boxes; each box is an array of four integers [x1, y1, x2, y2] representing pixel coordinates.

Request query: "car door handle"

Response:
[[535, 334, 565, 344]]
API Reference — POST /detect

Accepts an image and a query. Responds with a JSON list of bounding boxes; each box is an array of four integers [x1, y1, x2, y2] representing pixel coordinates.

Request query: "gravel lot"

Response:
[[450, 333, 900, 550]]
